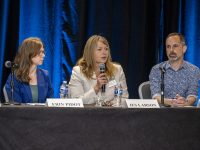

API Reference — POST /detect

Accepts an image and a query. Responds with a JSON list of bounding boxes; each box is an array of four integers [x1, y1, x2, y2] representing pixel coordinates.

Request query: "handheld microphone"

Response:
[[99, 63, 106, 93], [5, 61, 19, 69]]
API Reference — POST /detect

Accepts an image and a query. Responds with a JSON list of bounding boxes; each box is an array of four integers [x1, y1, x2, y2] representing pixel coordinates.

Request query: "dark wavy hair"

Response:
[[14, 37, 43, 83]]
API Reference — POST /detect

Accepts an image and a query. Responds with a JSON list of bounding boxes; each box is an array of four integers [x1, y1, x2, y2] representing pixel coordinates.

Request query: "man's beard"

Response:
[[168, 52, 178, 62]]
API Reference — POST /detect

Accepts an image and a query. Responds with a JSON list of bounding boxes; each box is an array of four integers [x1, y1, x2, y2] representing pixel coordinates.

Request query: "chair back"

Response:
[[3, 85, 9, 102], [138, 81, 151, 99]]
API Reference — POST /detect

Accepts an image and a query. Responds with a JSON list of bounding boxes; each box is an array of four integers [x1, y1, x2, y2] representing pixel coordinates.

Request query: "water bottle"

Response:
[[60, 81, 68, 98], [197, 98, 200, 107], [114, 83, 123, 107]]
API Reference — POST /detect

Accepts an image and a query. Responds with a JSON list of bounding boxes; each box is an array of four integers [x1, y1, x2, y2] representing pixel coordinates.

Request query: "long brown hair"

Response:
[[77, 35, 116, 79], [14, 37, 43, 83]]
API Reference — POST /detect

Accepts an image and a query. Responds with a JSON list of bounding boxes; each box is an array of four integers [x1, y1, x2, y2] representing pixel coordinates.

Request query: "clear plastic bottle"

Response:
[[60, 81, 68, 98], [114, 83, 123, 107]]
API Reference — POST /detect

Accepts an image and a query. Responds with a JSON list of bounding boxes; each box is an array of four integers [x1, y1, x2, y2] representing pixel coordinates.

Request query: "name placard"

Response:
[[46, 98, 84, 108], [126, 99, 160, 108]]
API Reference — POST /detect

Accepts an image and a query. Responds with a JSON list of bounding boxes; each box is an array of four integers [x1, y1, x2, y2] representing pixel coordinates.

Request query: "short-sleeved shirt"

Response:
[[149, 61, 200, 100]]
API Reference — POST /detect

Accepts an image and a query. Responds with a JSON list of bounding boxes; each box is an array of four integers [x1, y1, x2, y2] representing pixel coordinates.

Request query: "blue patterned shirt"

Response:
[[149, 61, 200, 100]]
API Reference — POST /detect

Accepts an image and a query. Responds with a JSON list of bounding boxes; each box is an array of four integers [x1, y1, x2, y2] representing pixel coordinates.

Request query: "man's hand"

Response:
[[172, 94, 188, 106]]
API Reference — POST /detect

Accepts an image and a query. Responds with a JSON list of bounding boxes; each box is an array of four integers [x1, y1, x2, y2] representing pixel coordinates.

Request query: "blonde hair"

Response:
[[77, 35, 116, 79], [14, 37, 43, 82]]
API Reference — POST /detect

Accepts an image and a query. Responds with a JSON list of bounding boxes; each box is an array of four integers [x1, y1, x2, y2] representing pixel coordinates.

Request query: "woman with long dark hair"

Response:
[[5, 37, 54, 103]]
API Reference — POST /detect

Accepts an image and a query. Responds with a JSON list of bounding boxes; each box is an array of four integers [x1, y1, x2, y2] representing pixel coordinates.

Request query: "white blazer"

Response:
[[68, 63, 129, 104]]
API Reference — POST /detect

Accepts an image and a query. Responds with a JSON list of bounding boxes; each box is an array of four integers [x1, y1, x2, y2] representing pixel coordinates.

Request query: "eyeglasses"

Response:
[[166, 42, 185, 50], [37, 50, 46, 56]]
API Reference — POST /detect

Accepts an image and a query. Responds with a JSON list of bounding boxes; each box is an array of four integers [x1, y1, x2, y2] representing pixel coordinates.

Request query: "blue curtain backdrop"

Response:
[[18, 0, 63, 97], [0, 0, 200, 101], [0, 0, 70, 98]]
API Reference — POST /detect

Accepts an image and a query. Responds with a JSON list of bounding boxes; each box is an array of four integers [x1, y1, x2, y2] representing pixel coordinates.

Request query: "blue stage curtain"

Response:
[[18, 0, 65, 97], [0, 1, 9, 90], [182, 0, 200, 104], [0, 0, 78, 98], [183, 1, 200, 65], [0, 0, 20, 100]]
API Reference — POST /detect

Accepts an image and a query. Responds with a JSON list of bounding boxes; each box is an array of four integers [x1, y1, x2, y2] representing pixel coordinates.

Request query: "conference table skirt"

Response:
[[0, 106, 200, 150]]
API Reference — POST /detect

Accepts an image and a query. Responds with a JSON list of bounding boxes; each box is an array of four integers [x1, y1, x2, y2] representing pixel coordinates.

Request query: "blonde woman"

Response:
[[5, 37, 54, 103], [69, 35, 128, 105]]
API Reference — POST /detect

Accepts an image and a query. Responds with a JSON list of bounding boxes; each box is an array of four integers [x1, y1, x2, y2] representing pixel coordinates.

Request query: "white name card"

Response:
[[46, 98, 84, 108], [126, 99, 160, 108]]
